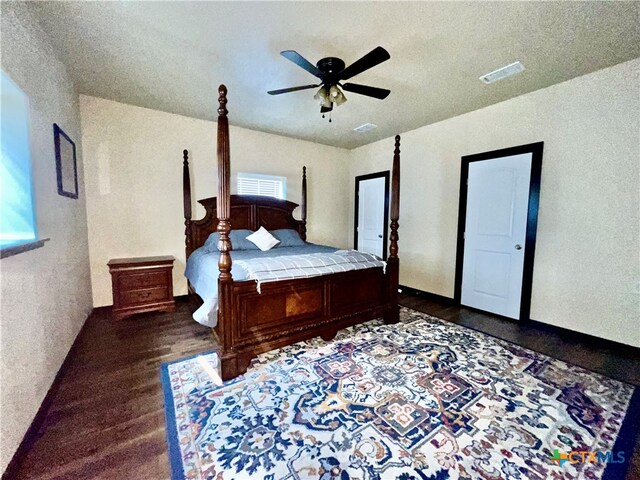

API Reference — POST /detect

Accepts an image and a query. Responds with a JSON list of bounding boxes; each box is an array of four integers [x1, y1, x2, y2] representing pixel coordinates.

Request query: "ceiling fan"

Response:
[[268, 46, 391, 120]]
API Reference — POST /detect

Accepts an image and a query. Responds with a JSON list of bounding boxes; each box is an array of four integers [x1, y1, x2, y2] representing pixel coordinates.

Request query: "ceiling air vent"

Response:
[[353, 123, 377, 133], [479, 61, 525, 84]]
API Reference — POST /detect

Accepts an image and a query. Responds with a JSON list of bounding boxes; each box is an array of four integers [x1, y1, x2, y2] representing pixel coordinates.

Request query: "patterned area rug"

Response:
[[161, 308, 639, 480]]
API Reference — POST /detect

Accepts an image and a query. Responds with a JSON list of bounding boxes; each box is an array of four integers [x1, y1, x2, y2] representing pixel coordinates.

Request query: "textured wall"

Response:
[[0, 3, 93, 472], [349, 59, 640, 347], [79, 96, 351, 307]]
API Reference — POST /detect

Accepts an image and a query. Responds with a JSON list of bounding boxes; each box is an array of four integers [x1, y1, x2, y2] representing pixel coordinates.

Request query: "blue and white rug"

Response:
[[161, 308, 639, 480]]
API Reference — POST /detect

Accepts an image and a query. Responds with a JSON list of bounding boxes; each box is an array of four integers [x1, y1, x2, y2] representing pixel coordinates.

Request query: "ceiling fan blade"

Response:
[[341, 83, 390, 99], [280, 50, 323, 78], [338, 46, 390, 81], [267, 84, 320, 95]]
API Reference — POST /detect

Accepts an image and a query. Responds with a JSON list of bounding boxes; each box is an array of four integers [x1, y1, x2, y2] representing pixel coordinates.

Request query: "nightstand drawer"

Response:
[[121, 286, 169, 306], [118, 270, 167, 290]]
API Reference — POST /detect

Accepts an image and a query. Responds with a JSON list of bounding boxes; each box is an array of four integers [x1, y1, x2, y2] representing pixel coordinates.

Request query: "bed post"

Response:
[[301, 166, 307, 240], [384, 135, 401, 325], [216, 85, 239, 380], [216, 85, 232, 281], [183, 149, 193, 259]]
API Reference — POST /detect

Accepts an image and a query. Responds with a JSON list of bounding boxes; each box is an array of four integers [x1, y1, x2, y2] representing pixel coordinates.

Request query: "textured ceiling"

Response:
[[27, 1, 640, 149]]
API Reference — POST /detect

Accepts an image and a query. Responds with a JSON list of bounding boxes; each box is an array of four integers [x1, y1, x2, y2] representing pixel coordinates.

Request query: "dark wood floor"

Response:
[[8, 294, 639, 479]]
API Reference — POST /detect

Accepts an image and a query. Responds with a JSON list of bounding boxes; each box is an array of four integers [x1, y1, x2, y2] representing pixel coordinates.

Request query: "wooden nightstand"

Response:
[[108, 255, 176, 320]]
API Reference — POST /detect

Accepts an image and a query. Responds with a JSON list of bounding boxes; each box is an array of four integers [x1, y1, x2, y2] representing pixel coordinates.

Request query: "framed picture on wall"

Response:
[[53, 123, 78, 199]]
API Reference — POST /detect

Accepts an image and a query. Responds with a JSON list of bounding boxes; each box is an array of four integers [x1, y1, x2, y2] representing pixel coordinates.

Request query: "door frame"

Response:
[[453, 142, 543, 321], [354, 171, 390, 260]]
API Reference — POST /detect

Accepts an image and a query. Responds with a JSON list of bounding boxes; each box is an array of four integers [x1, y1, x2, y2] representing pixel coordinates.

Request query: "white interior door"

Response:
[[461, 153, 532, 319], [357, 176, 386, 258]]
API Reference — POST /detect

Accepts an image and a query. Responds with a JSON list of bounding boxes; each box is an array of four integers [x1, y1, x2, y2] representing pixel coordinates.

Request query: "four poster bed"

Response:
[[182, 85, 401, 381]]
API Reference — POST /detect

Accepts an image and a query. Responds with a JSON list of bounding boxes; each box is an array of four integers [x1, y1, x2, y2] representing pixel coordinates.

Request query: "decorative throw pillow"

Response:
[[271, 229, 306, 247], [246, 227, 280, 251], [231, 230, 261, 250]]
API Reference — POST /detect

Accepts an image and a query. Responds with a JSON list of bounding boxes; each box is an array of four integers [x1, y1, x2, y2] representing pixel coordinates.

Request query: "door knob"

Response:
[[515, 244, 522, 250]]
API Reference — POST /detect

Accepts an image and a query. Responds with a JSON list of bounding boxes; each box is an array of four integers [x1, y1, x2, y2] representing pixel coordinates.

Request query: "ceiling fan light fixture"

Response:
[[313, 86, 332, 108], [329, 85, 347, 106]]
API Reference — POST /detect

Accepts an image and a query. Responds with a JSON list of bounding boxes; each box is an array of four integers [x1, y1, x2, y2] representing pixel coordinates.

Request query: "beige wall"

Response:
[[0, 3, 93, 473], [79, 96, 351, 307], [349, 59, 640, 347]]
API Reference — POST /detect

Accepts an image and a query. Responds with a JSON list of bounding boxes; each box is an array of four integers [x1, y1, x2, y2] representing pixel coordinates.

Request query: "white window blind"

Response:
[[237, 173, 286, 200]]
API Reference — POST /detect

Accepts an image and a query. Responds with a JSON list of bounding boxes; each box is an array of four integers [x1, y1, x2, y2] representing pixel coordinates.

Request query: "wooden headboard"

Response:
[[182, 150, 307, 258]]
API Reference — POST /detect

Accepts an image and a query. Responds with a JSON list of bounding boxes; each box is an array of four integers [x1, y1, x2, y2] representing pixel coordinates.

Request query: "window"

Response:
[[237, 172, 286, 200], [1, 70, 38, 250]]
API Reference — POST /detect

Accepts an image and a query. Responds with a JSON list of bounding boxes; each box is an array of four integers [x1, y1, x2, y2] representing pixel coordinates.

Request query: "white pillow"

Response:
[[246, 227, 280, 251]]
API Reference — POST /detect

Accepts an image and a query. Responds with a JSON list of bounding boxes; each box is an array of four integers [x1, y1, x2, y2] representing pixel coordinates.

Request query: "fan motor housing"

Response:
[[316, 57, 345, 79]]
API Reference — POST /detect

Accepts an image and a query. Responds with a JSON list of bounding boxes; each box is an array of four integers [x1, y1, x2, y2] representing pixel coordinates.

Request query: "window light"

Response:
[[237, 172, 286, 200], [1, 71, 38, 249]]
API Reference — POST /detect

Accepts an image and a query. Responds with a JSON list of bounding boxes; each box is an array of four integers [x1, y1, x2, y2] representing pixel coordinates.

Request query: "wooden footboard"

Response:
[[215, 267, 396, 380]]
